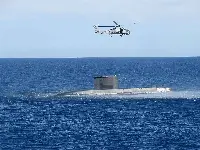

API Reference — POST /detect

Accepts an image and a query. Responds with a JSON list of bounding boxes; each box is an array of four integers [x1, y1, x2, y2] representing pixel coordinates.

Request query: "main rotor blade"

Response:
[[98, 26, 116, 27], [113, 21, 119, 25]]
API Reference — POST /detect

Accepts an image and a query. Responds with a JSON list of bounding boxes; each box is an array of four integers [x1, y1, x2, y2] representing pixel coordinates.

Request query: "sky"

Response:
[[0, 0, 200, 58]]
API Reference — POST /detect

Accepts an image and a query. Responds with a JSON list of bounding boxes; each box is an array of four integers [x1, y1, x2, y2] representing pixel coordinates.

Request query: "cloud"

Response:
[[0, 0, 200, 21]]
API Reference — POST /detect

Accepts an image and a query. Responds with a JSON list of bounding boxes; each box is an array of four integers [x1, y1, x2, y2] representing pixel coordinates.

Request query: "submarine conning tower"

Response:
[[94, 75, 118, 90]]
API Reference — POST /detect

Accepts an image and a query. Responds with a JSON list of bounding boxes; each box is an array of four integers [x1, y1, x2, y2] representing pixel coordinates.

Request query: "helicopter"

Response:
[[93, 21, 132, 37]]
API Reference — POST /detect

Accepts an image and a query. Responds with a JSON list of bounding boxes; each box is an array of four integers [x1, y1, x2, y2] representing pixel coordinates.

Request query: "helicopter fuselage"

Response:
[[93, 21, 131, 37], [109, 27, 130, 36]]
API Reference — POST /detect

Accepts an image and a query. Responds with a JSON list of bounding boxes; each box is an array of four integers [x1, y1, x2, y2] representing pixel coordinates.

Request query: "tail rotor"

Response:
[[93, 25, 99, 33]]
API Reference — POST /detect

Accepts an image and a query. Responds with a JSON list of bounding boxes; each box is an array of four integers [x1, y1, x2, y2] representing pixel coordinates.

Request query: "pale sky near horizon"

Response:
[[0, 0, 200, 58]]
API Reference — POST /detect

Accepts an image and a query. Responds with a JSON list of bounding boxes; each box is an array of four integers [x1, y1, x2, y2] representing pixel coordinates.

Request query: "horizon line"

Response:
[[0, 56, 199, 59]]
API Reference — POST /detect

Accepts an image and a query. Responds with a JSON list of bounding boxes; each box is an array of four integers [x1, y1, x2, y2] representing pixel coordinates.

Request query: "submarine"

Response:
[[62, 75, 171, 96]]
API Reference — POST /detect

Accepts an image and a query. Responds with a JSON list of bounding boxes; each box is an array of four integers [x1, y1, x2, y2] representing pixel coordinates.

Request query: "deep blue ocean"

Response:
[[1, 57, 200, 150]]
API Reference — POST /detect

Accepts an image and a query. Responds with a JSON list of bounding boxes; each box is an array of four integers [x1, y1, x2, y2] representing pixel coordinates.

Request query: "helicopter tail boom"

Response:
[[93, 25, 107, 34]]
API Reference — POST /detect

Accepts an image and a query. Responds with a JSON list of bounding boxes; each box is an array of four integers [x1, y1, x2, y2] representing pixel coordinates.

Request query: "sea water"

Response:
[[1, 57, 200, 149]]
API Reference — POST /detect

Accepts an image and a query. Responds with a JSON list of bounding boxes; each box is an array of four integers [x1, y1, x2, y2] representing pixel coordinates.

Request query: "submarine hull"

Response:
[[65, 88, 171, 96]]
